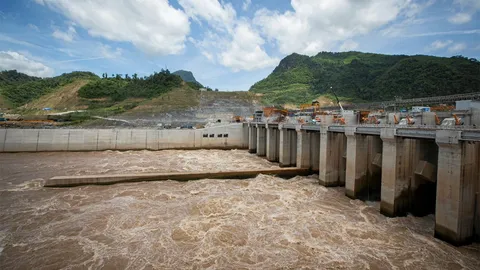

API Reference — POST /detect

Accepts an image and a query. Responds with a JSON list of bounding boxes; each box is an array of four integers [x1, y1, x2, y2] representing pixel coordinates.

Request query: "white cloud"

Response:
[[448, 0, 480, 24], [178, 0, 235, 30], [188, 31, 228, 63], [448, 43, 467, 53], [35, 0, 190, 55], [339, 40, 358, 51], [52, 25, 76, 42], [448, 13, 472, 24], [0, 34, 41, 48], [0, 51, 54, 77], [403, 0, 436, 18], [99, 44, 122, 59], [54, 57, 106, 64], [426, 40, 453, 51], [405, 29, 480, 37], [243, 0, 252, 11], [382, 0, 436, 37], [28, 24, 39, 31], [202, 51, 214, 62], [220, 22, 279, 71], [254, 0, 410, 55], [184, 0, 277, 71]]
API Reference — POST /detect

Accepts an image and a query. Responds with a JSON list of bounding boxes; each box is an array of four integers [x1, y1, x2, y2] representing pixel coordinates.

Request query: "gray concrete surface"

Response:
[[0, 124, 247, 152], [44, 168, 311, 187]]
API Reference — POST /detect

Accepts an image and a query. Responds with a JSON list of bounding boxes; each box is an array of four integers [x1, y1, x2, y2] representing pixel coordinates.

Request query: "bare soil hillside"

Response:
[[21, 80, 91, 113]]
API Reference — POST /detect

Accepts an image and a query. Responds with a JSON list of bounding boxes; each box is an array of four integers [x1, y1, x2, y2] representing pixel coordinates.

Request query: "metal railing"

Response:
[[321, 92, 480, 110]]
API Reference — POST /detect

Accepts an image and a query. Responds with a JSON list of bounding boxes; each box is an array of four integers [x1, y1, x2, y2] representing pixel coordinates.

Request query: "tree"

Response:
[[132, 73, 138, 80], [215, 88, 219, 92]]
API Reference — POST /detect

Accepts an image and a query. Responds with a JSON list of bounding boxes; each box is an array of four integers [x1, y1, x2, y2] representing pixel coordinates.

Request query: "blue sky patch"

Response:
[[0, 0, 479, 90]]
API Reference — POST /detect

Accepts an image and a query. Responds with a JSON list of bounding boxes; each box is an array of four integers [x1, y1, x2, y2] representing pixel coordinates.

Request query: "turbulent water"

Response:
[[0, 150, 479, 269]]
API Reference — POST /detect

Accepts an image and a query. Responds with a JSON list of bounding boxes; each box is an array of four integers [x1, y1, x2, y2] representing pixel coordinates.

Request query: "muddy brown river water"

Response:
[[0, 150, 479, 269]]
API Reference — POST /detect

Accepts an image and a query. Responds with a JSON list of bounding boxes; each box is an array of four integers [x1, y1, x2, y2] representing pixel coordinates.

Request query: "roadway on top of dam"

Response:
[[248, 122, 480, 141]]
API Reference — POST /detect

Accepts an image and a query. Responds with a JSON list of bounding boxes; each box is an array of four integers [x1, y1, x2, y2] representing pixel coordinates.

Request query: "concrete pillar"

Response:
[[256, 125, 266, 156], [279, 126, 292, 167], [248, 125, 257, 153], [367, 136, 383, 201], [345, 128, 383, 201], [242, 123, 249, 148], [380, 128, 421, 217], [296, 128, 311, 169], [319, 127, 346, 186], [435, 130, 479, 246], [476, 151, 480, 242], [345, 127, 368, 199], [411, 140, 438, 217], [476, 154, 480, 242], [290, 130, 297, 167], [266, 125, 279, 162], [310, 132, 320, 172]]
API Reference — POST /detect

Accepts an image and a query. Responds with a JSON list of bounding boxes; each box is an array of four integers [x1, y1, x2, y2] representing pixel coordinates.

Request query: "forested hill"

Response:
[[0, 71, 98, 106], [173, 70, 203, 87], [249, 51, 480, 105], [0, 69, 185, 108]]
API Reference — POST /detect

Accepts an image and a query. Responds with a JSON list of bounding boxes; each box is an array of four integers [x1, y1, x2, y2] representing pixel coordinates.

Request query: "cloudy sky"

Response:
[[0, 0, 479, 90]]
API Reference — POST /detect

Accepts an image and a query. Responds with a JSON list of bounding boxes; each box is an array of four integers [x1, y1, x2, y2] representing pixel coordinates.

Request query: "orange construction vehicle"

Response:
[[333, 115, 346, 125], [440, 114, 463, 126], [359, 111, 370, 124], [393, 114, 399, 125], [435, 114, 441, 125], [232, 116, 244, 123]]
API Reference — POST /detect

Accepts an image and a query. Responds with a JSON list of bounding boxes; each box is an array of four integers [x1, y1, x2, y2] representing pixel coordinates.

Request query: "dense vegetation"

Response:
[[173, 70, 204, 89], [250, 52, 480, 105], [0, 71, 98, 106], [78, 70, 183, 101]]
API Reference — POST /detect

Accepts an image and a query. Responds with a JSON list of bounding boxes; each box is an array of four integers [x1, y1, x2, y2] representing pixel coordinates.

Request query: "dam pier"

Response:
[[248, 122, 480, 246]]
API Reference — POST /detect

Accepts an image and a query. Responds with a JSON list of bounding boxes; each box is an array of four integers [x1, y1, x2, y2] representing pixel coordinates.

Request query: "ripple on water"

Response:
[[0, 150, 479, 269]]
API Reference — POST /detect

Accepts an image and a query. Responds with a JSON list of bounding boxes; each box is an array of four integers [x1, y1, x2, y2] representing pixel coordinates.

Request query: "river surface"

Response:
[[0, 150, 479, 269]]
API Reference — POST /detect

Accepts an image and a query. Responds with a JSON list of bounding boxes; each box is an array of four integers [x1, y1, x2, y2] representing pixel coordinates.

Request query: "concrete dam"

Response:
[[2, 122, 479, 247], [1, 123, 480, 269], [247, 122, 480, 247]]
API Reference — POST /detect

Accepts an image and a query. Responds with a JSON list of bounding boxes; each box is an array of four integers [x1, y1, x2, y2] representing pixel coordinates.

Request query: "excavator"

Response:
[[441, 114, 463, 126], [395, 114, 415, 125], [435, 114, 441, 125]]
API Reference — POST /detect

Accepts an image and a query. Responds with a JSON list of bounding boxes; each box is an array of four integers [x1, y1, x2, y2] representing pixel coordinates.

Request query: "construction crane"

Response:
[[331, 88, 346, 125]]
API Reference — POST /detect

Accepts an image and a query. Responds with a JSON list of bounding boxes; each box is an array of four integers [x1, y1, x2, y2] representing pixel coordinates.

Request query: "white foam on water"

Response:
[[0, 150, 479, 269], [0, 230, 7, 256]]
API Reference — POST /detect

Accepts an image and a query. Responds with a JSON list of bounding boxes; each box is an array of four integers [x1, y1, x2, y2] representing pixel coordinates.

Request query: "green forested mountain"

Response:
[[78, 70, 183, 101], [173, 70, 198, 83], [173, 70, 203, 88], [0, 71, 98, 106], [0, 70, 41, 85], [0, 69, 190, 108], [250, 52, 480, 105]]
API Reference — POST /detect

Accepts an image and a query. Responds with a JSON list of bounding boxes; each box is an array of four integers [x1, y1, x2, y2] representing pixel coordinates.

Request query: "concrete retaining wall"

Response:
[[0, 124, 247, 152]]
